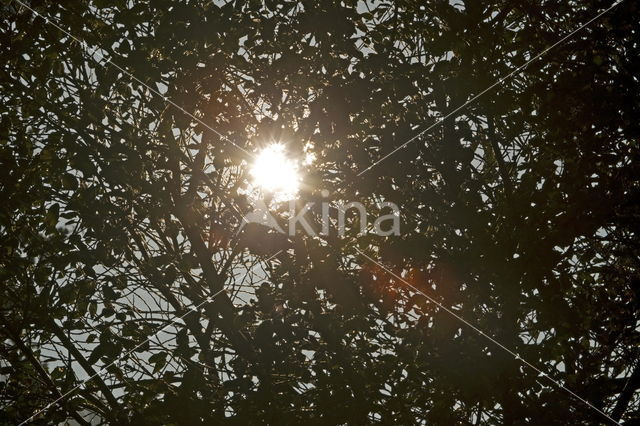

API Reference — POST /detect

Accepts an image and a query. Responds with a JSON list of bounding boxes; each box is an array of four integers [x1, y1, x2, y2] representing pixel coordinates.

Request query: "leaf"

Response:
[[44, 203, 60, 229], [148, 352, 167, 374], [61, 173, 78, 190]]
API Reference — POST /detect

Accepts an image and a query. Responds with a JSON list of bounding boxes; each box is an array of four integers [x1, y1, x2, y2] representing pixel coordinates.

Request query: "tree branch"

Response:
[[611, 362, 640, 421], [0, 313, 92, 426], [47, 319, 124, 423], [487, 116, 514, 200]]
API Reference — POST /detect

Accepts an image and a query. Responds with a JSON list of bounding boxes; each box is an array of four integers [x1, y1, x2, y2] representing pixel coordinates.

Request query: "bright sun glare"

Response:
[[250, 143, 300, 201]]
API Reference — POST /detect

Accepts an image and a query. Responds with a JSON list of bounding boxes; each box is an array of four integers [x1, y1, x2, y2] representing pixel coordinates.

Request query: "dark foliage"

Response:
[[1, 0, 639, 424]]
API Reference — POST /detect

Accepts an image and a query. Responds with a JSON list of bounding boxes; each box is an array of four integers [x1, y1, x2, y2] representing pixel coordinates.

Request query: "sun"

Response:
[[249, 143, 300, 201]]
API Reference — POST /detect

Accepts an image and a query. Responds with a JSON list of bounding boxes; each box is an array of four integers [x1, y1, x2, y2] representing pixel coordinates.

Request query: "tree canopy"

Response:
[[1, 0, 639, 424]]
